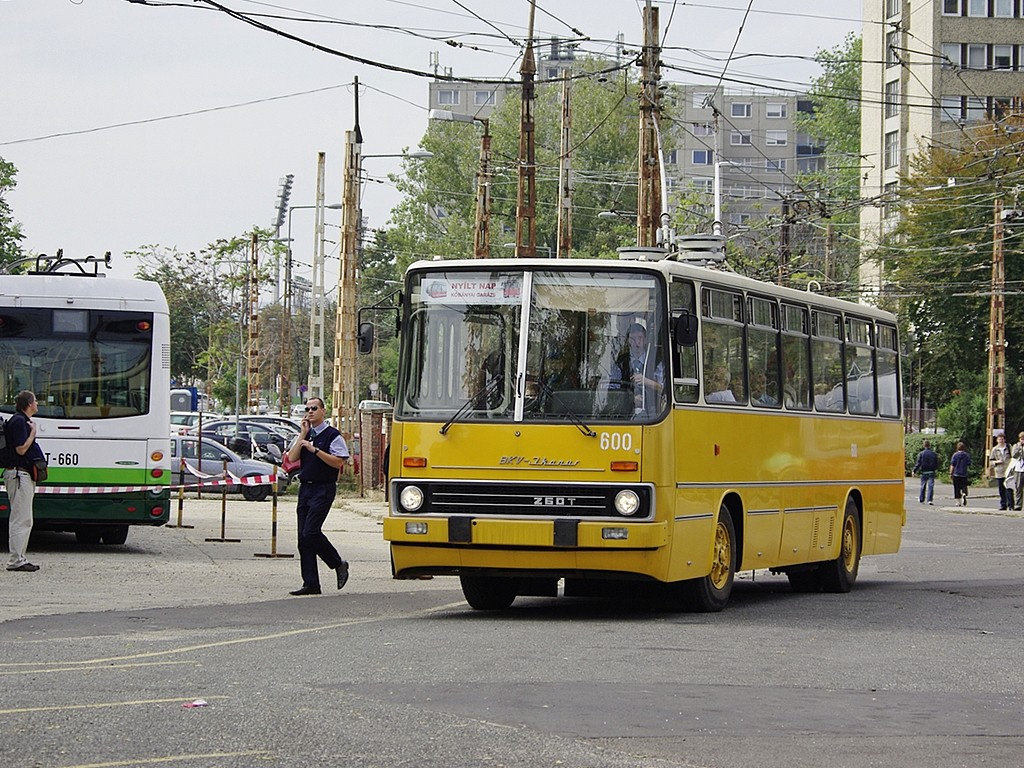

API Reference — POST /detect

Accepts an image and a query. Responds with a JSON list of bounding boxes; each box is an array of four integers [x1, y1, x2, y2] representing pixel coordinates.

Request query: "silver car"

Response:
[[170, 436, 287, 502]]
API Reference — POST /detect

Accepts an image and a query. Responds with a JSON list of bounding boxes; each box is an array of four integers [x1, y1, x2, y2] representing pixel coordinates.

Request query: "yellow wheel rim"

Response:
[[841, 513, 859, 572], [709, 518, 732, 590]]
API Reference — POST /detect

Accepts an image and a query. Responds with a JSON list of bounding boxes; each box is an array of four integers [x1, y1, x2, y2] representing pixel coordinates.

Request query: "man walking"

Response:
[[285, 397, 350, 596], [912, 439, 939, 505], [1012, 432, 1024, 511]]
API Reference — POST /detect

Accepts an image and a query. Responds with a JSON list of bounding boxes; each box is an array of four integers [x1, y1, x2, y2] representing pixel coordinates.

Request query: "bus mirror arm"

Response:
[[672, 311, 698, 348]]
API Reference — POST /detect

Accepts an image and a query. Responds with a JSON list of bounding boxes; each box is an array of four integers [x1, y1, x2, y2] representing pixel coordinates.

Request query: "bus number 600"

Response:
[[599, 432, 632, 451]]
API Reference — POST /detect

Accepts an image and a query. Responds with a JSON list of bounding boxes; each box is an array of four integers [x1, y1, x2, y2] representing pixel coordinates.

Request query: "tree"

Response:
[[887, 116, 1024, 444], [0, 156, 25, 265], [789, 34, 862, 294]]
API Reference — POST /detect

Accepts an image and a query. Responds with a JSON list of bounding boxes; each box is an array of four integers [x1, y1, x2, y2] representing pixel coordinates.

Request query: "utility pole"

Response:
[[514, 0, 537, 257], [556, 70, 573, 258], [474, 119, 492, 258], [308, 153, 327, 401], [246, 232, 260, 415], [986, 197, 1007, 472], [636, 0, 662, 247], [779, 198, 792, 286], [332, 129, 361, 439]]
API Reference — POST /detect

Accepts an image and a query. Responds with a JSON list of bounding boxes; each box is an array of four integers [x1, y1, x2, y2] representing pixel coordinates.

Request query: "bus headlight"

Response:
[[614, 489, 640, 516], [399, 485, 424, 512]]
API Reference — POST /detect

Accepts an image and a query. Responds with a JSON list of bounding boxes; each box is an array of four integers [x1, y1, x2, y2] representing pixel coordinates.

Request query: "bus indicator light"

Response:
[[136, 321, 152, 332], [602, 527, 629, 540], [151, 469, 164, 478], [151, 451, 164, 462], [150, 506, 164, 517], [610, 461, 638, 472], [403, 457, 427, 468]]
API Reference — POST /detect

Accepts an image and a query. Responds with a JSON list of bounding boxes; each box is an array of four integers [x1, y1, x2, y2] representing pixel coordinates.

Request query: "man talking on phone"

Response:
[[285, 397, 350, 596]]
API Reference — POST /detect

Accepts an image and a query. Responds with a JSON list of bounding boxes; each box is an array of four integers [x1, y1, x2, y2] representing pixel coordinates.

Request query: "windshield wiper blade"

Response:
[[439, 376, 501, 435], [537, 379, 596, 437]]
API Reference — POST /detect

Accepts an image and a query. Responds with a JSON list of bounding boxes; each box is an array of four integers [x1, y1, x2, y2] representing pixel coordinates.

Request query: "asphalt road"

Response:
[[1, 483, 1022, 768]]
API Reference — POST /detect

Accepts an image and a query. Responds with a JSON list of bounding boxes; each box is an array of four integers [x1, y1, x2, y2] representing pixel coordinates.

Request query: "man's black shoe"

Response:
[[336, 561, 350, 591], [6, 562, 39, 572], [289, 586, 321, 596]]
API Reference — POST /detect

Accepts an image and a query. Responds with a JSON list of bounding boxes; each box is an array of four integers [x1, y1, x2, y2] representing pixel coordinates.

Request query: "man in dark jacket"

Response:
[[4, 391, 45, 572], [284, 397, 350, 596], [912, 440, 940, 505]]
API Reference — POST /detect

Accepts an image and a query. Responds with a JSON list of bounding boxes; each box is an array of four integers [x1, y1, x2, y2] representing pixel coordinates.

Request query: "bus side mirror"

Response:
[[672, 310, 697, 347], [357, 322, 374, 355]]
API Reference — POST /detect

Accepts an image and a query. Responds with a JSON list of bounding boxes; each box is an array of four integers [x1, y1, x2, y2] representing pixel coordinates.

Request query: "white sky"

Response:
[[2, 0, 862, 284]]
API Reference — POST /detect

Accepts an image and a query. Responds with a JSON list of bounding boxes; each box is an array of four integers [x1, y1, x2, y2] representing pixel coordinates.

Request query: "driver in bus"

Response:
[[609, 323, 665, 415]]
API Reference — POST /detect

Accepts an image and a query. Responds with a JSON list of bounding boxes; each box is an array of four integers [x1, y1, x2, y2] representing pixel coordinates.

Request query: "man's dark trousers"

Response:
[[296, 482, 343, 589]]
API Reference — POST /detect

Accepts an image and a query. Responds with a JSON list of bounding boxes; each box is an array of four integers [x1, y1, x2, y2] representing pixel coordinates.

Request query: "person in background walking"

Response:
[[988, 432, 1012, 511], [912, 439, 940, 505], [1012, 432, 1024, 511], [949, 441, 971, 507], [285, 397, 350, 596]]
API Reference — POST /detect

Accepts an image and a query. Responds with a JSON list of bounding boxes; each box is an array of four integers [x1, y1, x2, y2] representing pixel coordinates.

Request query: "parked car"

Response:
[[170, 411, 219, 435], [239, 415, 301, 438], [170, 436, 286, 502], [193, 419, 291, 461], [290, 404, 307, 419]]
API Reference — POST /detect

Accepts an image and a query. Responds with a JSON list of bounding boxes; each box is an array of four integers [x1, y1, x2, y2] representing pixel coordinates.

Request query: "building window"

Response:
[[967, 44, 987, 70], [666, 149, 678, 165], [766, 130, 788, 146], [731, 157, 756, 170], [966, 96, 987, 120], [994, 45, 1013, 70], [967, 0, 987, 16], [691, 177, 713, 194], [692, 92, 713, 109], [730, 131, 752, 146], [692, 122, 712, 137], [995, 0, 1013, 16], [883, 182, 899, 220], [731, 102, 752, 118], [474, 90, 496, 106], [797, 157, 825, 173], [942, 0, 961, 14], [884, 131, 899, 169], [940, 96, 962, 122], [766, 159, 787, 174], [993, 97, 1013, 119], [766, 102, 788, 118], [436, 89, 459, 105], [885, 80, 900, 118], [728, 213, 752, 227], [692, 150, 714, 165], [886, 30, 900, 68], [941, 43, 961, 70], [886, 0, 901, 17]]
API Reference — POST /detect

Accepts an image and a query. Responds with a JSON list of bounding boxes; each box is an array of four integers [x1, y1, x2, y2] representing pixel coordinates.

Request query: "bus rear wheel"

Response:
[[460, 574, 516, 610], [101, 525, 129, 546], [819, 499, 861, 593], [75, 527, 103, 545], [674, 505, 736, 612]]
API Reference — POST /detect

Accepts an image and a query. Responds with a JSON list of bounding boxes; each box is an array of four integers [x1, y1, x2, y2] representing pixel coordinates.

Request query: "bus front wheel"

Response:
[[819, 499, 860, 593], [460, 574, 516, 610], [675, 505, 736, 612]]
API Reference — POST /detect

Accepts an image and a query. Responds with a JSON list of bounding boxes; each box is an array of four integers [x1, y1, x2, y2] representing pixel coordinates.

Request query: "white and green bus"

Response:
[[0, 258, 171, 544]]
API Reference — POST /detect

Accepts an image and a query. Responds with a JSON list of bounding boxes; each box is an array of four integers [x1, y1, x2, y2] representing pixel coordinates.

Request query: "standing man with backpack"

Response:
[[4, 391, 45, 572]]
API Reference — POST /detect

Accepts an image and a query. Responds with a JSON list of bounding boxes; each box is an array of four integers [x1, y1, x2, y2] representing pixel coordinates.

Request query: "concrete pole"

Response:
[[332, 130, 361, 439], [556, 70, 573, 258]]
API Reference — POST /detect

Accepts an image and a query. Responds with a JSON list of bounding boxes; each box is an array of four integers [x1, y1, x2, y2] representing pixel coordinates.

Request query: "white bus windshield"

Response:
[[0, 307, 154, 419], [400, 269, 668, 424]]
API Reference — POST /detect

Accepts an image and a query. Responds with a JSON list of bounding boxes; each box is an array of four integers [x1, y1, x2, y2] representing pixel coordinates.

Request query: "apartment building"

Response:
[[860, 0, 1024, 292]]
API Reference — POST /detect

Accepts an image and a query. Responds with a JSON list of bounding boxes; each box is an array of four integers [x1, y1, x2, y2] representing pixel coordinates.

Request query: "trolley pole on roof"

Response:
[[514, 0, 538, 258], [636, 1, 663, 248]]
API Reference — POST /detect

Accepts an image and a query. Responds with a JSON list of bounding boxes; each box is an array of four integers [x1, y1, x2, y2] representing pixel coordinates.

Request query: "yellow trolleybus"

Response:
[[379, 250, 904, 611]]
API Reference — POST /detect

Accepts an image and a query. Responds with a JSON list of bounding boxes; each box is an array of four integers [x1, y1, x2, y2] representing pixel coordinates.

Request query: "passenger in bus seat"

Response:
[[705, 366, 736, 403]]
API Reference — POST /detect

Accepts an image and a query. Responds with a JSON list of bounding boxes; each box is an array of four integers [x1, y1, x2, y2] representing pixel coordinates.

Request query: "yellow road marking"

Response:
[[0, 695, 229, 716]]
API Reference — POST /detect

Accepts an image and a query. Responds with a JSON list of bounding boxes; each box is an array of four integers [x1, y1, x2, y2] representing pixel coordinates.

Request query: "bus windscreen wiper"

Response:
[[536, 378, 596, 438], [439, 376, 501, 435]]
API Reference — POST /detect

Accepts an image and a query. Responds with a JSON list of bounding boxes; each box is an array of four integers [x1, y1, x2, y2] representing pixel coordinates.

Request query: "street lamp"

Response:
[[280, 203, 342, 415], [429, 109, 492, 258]]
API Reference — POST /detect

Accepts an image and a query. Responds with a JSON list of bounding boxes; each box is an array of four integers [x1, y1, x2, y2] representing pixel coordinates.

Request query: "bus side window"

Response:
[[669, 280, 699, 403]]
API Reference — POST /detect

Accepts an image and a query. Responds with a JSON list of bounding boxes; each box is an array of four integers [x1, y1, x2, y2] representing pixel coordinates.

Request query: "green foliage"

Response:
[[0, 156, 25, 265], [904, 433, 961, 477], [888, 118, 1024, 422]]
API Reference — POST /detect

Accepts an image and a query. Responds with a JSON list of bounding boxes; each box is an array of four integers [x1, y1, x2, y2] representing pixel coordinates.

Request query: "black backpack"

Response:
[[0, 416, 13, 468]]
